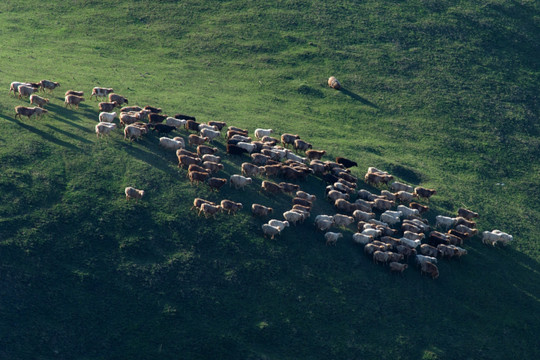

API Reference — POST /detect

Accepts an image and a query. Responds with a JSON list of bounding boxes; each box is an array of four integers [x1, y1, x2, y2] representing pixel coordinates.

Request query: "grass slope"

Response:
[[0, 0, 539, 359]]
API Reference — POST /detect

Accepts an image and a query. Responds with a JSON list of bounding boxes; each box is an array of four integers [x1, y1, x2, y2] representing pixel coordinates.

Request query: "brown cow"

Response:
[[414, 186, 437, 200], [421, 261, 439, 279], [189, 171, 209, 185], [207, 177, 227, 192], [261, 181, 282, 194], [389, 262, 408, 275]]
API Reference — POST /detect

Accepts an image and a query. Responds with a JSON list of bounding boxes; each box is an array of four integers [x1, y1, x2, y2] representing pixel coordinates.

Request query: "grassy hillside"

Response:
[[0, 0, 539, 359]]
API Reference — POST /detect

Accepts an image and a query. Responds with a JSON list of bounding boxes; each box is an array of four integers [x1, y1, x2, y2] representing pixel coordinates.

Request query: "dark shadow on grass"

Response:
[[340, 88, 379, 109], [0, 114, 78, 150], [46, 103, 94, 133], [44, 124, 92, 144], [118, 139, 176, 174]]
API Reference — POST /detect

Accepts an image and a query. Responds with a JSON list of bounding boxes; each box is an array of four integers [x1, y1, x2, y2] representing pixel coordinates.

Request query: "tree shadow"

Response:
[[339, 88, 379, 109], [0, 114, 78, 150], [44, 124, 92, 144]]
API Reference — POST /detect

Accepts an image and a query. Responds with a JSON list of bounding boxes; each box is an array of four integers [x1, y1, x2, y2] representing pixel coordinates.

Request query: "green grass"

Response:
[[0, 0, 539, 359]]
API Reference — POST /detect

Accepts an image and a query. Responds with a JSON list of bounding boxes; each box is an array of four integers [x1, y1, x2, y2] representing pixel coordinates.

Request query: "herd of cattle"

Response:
[[9, 79, 515, 279]]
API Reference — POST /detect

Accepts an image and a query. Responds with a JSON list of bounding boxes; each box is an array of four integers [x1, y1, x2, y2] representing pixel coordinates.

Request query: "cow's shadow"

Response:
[[340, 88, 379, 109]]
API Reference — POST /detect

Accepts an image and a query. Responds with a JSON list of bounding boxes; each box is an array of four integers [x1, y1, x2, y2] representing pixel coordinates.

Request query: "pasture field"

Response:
[[0, 0, 539, 359]]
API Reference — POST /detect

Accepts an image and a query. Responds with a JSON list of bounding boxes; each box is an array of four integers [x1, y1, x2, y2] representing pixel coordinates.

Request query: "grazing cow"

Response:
[[458, 208, 479, 220], [390, 181, 414, 193], [99, 111, 117, 123], [29, 94, 49, 108], [336, 157, 358, 168], [396, 245, 417, 260], [189, 171, 209, 185], [18, 85, 38, 99], [177, 155, 201, 168], [202, 154, 221, 164], [99, 101, 120, 112], [261, 181, 282, 194], [199, 203, 221, 218], [420, 261, 439, 279], [455, 216, 476, 228], [409, 202, 429, 214], [200, 128, 221, 143], [254, 128, 273, 139], [220, 200, 243, 215], [65, 90, 84, 97], [334, 198, 357, 214], [64, 95, 85, 109], [279, 182, 300, 194], [175, 113, 196, 121], [188, 134, 209, 147], [208, 121, 226, 131], [197, 145, 218, 157], [95, 122, 117, 138], [420, 244, 439, 258], [119, 112, 140, 127], [482, 230, 513, 246], [148, 113, 168, 123], [328, 76, 341, 89], [456, 224, 478, 236], [227, 143, 249, 155], [121, 106, 142, 113], [333, 214, 355, 228], [395, 191, 416, 203], [296, 191, 316, 202], [427, 231, 450, 247], [191, 198, 216, 212], [207, 177, 227, 192], [149, 123, 176, 135], [39, 80, 60, 93], [294, 139, 312, 153], [365, 172, 394, 186], [436, 215, 457, 230], [315, 217, 334, 232], [364, 243, 385, 256], [352, 210, 375, 222], [144, 105, 162, 113], [185, 120, 201, 132], [230, 174, 252, 189], [325, 232, 343, 246], [416, 254, 438, 266], [414, 186, 437, 200], [283, 210, 304, 226], [305, 150, 326, 161], [262, 224, 282, 240], [397, 204, 420, 219], [125, 187, 144, 202], [166, 117, 187, 129], [352, 233, 373, 245], [242, 162, 264, 177], [389, 262, 408, 274], [373, 198, 395, 211], [281, 133, 300, 148], [187, 164, 210, 175], [357, 189, 377, 201], [400, 237, 421, 249], [372, 250, 389, 264], [268, 219, 289, 232], [108, 93, 128, 105], [159, 137, 184, 151], [448, 229, 470, 241], [14, 106, 37, 120], [251, 204, 273, 217], [177, 149, 198, 158], [91, 87, 114, 100]]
